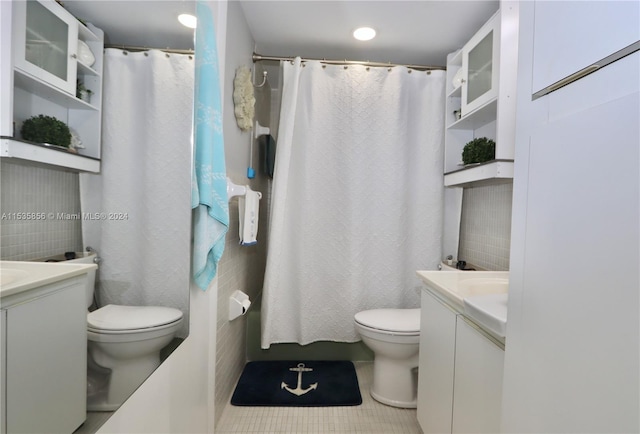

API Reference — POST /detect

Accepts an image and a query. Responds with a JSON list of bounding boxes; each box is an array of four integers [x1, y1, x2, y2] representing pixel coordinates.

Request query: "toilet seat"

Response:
[[88, 304, 183, 332], [354, 308, 420, 335]]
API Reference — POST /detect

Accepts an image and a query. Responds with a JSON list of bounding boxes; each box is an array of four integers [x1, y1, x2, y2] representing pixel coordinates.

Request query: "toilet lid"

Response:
[[87, 304, 183, 331], [354, 308, 420, 333]]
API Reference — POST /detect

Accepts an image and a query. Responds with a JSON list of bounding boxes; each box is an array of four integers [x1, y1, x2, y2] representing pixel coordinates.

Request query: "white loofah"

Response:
[[233, 65, 255, 131]]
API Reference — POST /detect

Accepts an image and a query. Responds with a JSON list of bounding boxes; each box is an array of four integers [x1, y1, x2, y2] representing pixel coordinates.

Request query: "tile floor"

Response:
[[216, 362, 422, 433]]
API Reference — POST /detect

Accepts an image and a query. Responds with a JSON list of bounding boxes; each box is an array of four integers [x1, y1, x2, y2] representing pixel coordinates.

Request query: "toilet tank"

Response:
[[33, 252, 97, 308]]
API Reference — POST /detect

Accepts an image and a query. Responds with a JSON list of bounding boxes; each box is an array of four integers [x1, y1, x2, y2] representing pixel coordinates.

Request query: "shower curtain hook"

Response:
[[254, 70, 268, 88]]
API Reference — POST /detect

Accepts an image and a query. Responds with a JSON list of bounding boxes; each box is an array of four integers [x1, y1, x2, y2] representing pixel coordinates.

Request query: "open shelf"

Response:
[[1, 137, 100, 172], [447, 98, 497, 130], [14, 69, 98, 111], [444, 160, 514, 187]]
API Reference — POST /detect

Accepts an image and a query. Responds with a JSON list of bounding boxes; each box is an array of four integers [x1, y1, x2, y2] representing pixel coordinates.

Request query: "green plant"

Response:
[[20, 115, 71, 148], [76, 81, 93, 99], [462, 137, 496, 165]]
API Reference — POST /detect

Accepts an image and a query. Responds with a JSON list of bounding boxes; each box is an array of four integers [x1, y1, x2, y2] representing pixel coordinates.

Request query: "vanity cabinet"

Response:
[[0, 0, 103, 172], [1, 276, 87, 434], [418, 290, 505, 434], [451, 316, 504, 433], [417, 290, 457, 433], [443, 3, 519, 187]]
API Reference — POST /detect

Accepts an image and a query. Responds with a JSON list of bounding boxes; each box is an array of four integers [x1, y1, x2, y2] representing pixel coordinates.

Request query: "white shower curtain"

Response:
[[80, 49, 193, 337], [261, 58, 445, 348]]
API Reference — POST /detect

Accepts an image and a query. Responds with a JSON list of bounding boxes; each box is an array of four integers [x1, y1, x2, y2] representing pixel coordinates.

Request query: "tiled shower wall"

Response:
[[213, 1, 272, 424], [0, 160, 83, 260], [458, 182, 513, 271]]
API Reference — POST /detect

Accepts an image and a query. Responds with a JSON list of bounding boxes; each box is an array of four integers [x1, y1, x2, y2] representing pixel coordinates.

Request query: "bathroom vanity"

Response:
[[416, 270, 507, 434], [0, 261, 96, 434]]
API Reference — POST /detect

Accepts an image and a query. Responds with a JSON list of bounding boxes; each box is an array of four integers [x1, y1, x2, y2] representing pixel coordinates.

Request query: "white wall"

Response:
[[95, 1, 228, 432]]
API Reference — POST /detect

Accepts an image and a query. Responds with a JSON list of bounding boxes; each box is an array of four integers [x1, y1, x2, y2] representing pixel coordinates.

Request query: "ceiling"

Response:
[[241, 1, 498, 66], [62, 1, 498, 67], [63, 1, 197, 50]]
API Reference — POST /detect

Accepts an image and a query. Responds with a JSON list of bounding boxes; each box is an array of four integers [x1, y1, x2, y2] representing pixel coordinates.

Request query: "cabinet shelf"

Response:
[[447, 98, 497, 130], [77, 60, 99, 77], [14, 68, 98, 110], [78, 21, 99, 42], [444, 159, 513, 187], [447, 85, 462, 98], [1, 137, 100, 172]]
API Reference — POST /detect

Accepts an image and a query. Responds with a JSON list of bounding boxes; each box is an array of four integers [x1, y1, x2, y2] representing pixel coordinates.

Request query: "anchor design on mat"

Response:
[[281, 363, 318, 396]]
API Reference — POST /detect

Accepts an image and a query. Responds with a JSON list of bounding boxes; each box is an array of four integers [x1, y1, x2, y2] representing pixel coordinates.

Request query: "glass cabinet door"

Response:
[[466, 31, 493, 106], [461, 14, 499, 116], [13, 0, 78, 95]]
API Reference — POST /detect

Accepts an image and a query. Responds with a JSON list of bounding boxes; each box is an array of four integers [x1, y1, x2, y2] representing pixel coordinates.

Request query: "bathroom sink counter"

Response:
[[0, 260, 96, 301], [416, 270, 509, 342], [416, 270, 509, 311]]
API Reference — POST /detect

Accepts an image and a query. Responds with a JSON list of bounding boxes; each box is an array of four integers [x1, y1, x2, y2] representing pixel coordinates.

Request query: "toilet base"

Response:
[[87, 346, 161, 412], [370, 355, 418, 409]]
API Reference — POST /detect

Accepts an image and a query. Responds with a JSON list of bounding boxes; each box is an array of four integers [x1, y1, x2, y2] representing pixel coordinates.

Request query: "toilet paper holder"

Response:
[[229, 290, 251, 321]]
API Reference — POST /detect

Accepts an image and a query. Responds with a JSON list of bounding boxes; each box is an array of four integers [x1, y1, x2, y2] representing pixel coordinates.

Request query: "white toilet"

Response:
[[68, 252, 183, 411], [354, 308, 420, 408]]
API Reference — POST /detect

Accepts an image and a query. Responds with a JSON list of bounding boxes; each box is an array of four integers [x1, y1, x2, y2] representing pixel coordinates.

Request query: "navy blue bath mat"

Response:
[[231, 360, 362, 407]]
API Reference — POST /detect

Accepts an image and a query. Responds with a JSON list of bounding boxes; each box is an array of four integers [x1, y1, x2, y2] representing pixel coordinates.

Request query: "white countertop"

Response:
[[417, 270, 509, 341], [0, 261, 97, 299], [416, 270, 509, 311]]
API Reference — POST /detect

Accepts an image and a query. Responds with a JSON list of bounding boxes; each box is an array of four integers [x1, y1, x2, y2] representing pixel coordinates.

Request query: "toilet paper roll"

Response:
[[241, 299, 251, 314], [229, 290, 251, 321]]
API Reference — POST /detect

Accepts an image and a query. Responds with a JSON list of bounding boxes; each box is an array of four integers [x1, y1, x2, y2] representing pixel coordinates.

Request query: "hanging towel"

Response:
[[238, 189, 262, 246], [191, 1, 228, 290], [260, 134, 277, 178]]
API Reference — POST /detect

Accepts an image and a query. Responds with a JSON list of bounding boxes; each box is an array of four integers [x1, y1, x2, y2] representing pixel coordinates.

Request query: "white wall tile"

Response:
[[458, 182, 513, 271], [1, 160, 83, 260]]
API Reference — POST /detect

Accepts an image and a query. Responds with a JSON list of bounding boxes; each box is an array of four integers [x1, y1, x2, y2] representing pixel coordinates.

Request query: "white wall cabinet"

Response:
[[501, 1, 639, 431], [443, 3, 519, 187], [13, 0, 79, 95], [531, 1, 640, 95], [0, 0, 103, 172], [418, 290, 505, 434], [461, 13, 499, 116], [1, 276, 88, 434]]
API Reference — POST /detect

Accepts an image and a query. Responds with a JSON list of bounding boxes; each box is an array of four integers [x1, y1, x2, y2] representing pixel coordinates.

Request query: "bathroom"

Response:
[[1, 1, 638, 433]]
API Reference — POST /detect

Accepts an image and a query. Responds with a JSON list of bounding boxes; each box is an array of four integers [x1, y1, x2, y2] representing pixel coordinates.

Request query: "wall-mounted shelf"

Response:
[[2, 0, 103, 171], [443, 5, 518, 188], [444, 159, 514, 188], [1, 137, 100, 172]]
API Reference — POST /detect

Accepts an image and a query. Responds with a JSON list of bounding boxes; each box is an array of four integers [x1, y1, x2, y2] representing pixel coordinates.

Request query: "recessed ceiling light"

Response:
[[353, 27, 376, 41], [178, 13, 197, 29]]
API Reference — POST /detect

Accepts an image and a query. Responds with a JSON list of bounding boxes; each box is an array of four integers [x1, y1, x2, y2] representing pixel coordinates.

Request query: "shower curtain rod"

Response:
[[252, 52, 445, 71], [105, 44, 194, 55]]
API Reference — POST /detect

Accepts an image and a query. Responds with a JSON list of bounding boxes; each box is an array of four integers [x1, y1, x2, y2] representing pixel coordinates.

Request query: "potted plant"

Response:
[[462, 137, 496, 165], [20, 114, 72, 148], [76, 81, 93, 103]]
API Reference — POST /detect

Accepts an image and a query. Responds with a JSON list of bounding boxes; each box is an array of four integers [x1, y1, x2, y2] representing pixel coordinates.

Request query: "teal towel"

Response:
[[191, 0, 228, 290]]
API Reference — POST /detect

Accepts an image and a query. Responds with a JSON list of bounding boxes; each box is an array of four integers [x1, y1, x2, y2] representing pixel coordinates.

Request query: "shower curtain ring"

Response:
[[254, 70, 268, 88]]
